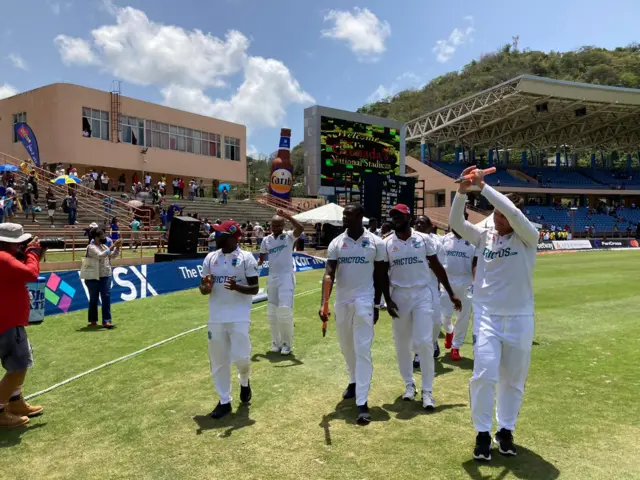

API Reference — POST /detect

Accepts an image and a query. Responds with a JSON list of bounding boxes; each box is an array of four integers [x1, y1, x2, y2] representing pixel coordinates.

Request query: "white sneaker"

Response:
[[270, 343, 280, 353], [280, 344, 292, 356], [402, 383, 416, 401], [422, 391, 436, 410]]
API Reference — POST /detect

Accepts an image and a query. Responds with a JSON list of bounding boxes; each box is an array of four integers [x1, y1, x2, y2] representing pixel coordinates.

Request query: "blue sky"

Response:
[[1, 0, 639, 156]]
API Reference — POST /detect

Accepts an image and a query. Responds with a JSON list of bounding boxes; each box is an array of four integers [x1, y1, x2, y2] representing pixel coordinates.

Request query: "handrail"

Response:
[[255, 193, 304, 214]]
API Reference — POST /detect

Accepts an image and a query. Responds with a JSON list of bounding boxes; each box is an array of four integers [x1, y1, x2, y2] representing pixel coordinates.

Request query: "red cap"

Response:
[[390, 204, 411, 215], [213, 220, 242, 239]]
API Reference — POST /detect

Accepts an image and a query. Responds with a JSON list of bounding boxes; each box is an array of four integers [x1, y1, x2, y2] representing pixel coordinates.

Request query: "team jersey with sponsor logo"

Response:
[[260, 230, 297, 276], [428, 233, 446, 292], [449, 185, 538, 316], [327, 230, 385, 304], [383, 230, 438, 289], [441, 232, 478, 281], [202, 247, 259, 323]]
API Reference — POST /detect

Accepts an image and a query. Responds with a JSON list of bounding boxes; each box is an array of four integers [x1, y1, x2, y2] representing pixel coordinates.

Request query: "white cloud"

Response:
[[50, 2, 61, 15], [366, 72, 422, 103], [55, 36, 97, 65], [0, 84, 18, 100], [54, 4, 313, 130], [8, 53, 28, 71], [322, 8, 391, 62], [246, 144, 259, 158], [433, 18, 474, 63]]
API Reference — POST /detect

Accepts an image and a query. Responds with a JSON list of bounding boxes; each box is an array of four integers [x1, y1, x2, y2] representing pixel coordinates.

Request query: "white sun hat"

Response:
[[0, 223, 32, 243]]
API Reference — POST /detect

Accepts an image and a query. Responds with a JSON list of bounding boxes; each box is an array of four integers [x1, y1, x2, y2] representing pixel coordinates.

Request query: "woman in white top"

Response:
[[86, 228, 122, 329]]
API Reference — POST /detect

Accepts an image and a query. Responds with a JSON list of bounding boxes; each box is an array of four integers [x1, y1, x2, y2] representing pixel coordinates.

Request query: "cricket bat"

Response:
[[454, 167, 497, 184], [321, 275, 331, 337]]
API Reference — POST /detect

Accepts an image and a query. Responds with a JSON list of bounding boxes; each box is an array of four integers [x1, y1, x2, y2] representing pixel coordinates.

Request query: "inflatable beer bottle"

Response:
[[269, 128, 293, 201]]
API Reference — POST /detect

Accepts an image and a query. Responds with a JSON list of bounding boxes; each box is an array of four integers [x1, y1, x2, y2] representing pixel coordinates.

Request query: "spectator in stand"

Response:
[[199, 180, 205, 198], [100, 172, 110, 192], [132, 173, 139, 186], [64, 190, 78, 225], [110, 217, 120, 242], [22, 181, 37, 224], [613, 224, 619, 237], [157, 179, 166, 196], [46, 187, 56, 228], [160, 208, 168, 228], [144, 173, 151, 189], [245, 221, 253, 247], [130, 216, 142, 250], [222, 187, 228, 205], [28, 173, 38, 201], [172, 178, 178, 197], [189, 180, 197, 201], [178, 178, 185, 199], [254, 222, 265, 250], [66, 164, 73, 175], [85, 228, 122, 329], [118, 173, 126, 192], [103, 195, 114, 217], [0, 223, 45, 427]]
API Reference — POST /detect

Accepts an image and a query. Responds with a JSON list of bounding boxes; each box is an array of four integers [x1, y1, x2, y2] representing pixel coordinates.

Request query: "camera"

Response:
[[16, 238, 65, 261]]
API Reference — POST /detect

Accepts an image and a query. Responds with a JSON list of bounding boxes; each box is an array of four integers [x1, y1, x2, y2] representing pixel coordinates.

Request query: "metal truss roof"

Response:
[[405, 75, 640, 152]]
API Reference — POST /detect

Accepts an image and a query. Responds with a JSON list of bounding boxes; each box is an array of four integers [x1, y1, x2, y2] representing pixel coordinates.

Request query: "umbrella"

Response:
[[293, 203, 369, 226], [127, 200, 143, 208], [51, 175, 81, 185], [0, 164, 18, 173], [218, 183, 230, 193]]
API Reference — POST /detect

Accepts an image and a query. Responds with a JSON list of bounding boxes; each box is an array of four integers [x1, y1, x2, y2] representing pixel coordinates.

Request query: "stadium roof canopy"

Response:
[[405, 75, 640, 152]]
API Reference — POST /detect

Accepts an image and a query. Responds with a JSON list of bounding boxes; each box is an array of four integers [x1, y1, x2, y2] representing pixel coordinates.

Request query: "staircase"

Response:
[[167, 196, 278, 226]]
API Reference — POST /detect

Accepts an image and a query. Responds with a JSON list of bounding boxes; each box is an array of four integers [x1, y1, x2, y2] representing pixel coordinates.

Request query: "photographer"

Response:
[[0, 223, 44, 428], [85, 228, 122, 329]]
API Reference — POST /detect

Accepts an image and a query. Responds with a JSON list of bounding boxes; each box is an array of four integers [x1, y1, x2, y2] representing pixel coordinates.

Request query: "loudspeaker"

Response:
[[168, 216, 201, 254]]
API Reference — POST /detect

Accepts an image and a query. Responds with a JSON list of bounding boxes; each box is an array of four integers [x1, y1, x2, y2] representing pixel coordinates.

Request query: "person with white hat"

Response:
[[0, 223, 45, 427]]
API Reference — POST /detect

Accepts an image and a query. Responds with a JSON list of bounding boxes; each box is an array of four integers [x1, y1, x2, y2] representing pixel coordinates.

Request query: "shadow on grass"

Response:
[[434, 360, 455, 377], [76, 325, 116, 332], [0, 423, 47, 448], [382, 396, 466, 421], [319, 399, 391, 445], [250, 351, 303, 368], [462, 446, 560, 479], [440, 355, 474, 371], [192, 404, 255, 438]]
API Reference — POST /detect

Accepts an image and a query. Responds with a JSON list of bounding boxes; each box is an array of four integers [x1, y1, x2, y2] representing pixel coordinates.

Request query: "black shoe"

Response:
[[210, 401, 232, 419], [240, 381, 252, 404], [343, 383, 356, 400], [433, 342, 441, 359], [473, 432, 492, 461], [356, 403, 371, 425], [494, 428, 517, 456], [413, 353, 420, 369]]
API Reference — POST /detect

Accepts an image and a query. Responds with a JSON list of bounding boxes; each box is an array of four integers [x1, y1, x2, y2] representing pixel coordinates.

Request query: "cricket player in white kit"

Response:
[[258, 209, 304, 355], [319, 203, 397, 425], [383, 205, 461, 409], [440, 213, 478, 361], [199, 221, 260, 420], [450, 167, 538, 461]]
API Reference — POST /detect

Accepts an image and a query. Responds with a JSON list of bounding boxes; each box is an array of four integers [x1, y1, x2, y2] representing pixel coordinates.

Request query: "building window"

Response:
[[150, 121, 169, 150], [82, 108, 109, 141], [225, 136, 241, 161], [119, 116, 145, 146], [12, 112, 27, 143]]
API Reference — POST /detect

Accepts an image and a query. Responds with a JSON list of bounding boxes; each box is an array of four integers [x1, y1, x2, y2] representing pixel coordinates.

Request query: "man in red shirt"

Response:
[[0, 223, 44, 428]]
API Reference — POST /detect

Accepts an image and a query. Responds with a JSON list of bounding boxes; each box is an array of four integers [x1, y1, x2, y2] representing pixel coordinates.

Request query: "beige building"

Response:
[[0, 83, 246, 186]]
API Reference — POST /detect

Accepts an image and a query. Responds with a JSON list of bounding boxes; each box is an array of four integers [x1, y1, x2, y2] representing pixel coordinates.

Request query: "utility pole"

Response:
[[512, 35, 519, 52]]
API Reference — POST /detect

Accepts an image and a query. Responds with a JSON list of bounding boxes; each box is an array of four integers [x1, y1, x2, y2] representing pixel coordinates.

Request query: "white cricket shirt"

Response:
[[327, 230, 385, 304], [383, 230, 437, 289], [449, 185, 538, 316], [202, 247, 259, 323], [260, 230, 297, 276], [441, 232, 478, 282]]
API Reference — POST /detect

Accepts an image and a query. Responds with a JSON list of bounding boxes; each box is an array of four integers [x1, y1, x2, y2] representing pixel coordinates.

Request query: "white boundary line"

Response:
[[25, 287, 321, 401]]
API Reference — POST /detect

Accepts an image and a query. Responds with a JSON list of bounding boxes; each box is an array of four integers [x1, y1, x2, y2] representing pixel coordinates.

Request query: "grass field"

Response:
[[1, 251, 640, 479]]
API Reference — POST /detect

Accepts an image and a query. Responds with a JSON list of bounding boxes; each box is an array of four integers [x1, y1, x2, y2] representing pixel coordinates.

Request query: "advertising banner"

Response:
[[592, 239, 640, 249], [13, 122, 41, 167], [536, 241, 555, 252], [552, 240, 592, 250], [39, 253, 326, 317]]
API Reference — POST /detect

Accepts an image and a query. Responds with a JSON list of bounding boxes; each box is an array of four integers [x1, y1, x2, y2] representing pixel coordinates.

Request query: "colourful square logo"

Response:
[[45, 273, 76, 313]]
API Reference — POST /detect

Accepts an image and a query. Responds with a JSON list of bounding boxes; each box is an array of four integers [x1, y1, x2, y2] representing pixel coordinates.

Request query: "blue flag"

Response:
[[14, 122, 41, 167]]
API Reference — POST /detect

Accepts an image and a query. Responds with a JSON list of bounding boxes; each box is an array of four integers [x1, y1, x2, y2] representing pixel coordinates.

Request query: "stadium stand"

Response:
[[524, 205, 634, 232]]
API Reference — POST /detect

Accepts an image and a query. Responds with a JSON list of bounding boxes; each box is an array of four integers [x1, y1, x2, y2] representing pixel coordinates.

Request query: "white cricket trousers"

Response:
[[335, 298, 375, 406], [440, 278, 473, 348], [207, 322, 252, 405], [266, 274, 295, 348], [429, 285, 442, 345], [391, 286, 435, 393], [470, 313, 534, 433]]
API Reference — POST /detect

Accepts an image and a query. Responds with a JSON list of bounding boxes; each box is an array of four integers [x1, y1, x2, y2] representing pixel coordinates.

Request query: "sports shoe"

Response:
[[240, 381, 252, 404], [270, 343, 281, 353], [444, 332, 454, 349], [474, 431, 492, 461], [90, 322, 98, 327], [0, 411, 29, 428], [422, 391, 436, 411], [450, 348, 462, 361], [413, 353, 420, 369], [494, 428, 517, 456], [356, 403, 371, 425], [103, 322, 114, 329], [343, 383, 356, 400], [6, 397, 44, 417], [280, 344, 292, 356], [210, 401, 232, 419], [433, 342, 440, 358], [402, 383, 416, 401]]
